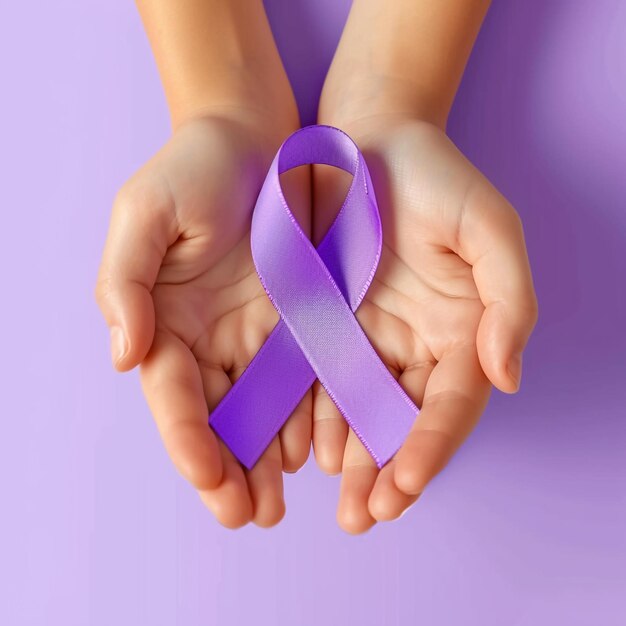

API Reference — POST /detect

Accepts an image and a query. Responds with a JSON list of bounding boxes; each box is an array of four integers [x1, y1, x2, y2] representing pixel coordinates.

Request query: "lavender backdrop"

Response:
[[1, 1, 624, 624]]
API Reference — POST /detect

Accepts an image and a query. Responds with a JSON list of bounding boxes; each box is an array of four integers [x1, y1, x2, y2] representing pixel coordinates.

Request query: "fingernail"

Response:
[[507, 353, 523, 390], [110, 325, 127, 366]]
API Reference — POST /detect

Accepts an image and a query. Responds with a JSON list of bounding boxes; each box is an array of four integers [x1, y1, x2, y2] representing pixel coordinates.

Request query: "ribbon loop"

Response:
[[210, 125, 418, 469]]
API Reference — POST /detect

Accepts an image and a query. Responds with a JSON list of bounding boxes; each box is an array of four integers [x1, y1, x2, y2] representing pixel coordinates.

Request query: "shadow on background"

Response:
[[257, 6, 626, 622], [265, 0, 351, 125], [447, 1, 626, 425], [268, 0, 626, 414]]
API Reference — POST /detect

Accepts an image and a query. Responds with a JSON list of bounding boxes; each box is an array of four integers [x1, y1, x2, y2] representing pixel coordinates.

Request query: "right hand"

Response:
[[312, 113, 538, 533]]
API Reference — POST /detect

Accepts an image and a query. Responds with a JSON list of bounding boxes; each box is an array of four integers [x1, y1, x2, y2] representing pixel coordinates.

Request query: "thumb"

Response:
[[476, 299, 537, 393], [96, 180, 174, 371], [458, 186, 538, 393]]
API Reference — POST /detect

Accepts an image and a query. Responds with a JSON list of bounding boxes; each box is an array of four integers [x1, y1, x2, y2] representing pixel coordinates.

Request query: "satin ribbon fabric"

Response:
[[210, 125, 418, 469]]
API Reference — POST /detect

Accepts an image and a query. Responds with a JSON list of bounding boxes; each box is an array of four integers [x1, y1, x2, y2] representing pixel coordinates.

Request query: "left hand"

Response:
[[312, 114, 538, 533], [96, 112, 310, 529]]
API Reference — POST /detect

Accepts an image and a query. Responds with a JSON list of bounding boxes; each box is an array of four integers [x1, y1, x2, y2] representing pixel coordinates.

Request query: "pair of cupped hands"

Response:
[[96, 83, 537, 534]]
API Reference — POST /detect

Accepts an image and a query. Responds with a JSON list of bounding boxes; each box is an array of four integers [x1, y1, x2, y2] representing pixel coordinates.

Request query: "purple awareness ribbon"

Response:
[[209, 125, 418, 469]]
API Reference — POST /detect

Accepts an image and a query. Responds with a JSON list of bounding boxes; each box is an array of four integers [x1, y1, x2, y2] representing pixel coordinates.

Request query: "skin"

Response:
[[313, 0, 538, 533], [96, 0, 538, 532], [96, 1, 311, 528]]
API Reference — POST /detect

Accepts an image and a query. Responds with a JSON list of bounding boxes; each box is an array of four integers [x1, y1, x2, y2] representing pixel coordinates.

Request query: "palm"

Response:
[[106, 115, 311, 527], [312, 118, 506, 532], [360, 119, 486, 370], [150, 119, 281, 404]]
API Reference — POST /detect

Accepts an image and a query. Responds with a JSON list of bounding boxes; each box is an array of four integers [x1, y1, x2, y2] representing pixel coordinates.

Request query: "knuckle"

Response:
[[94, 275, 115, 308], [114, 168, 172, 218], [514, 290, 539, 334], [113, 181, 142, 215], [503, 203, 524, 233], [526, 291, 540, 327]]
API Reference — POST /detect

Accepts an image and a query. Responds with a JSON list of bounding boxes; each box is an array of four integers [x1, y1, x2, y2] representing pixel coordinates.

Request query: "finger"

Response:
[[312, 382, 349, 475], [245, 436, 286, 528], [397, 360, 434, 409], [394, 344, 491, 496], [279, 389, 312, 473], [459, 187, 538, 392], [95, 180, 175, 371], [367, 363, 432, 521], [337, 430, 377, 535], [368, 460, 420, 522], [199, 355, 257, 527], [215, 349, 288, 526], [140, 330, 223, 491], [199, 441, 253, 529]]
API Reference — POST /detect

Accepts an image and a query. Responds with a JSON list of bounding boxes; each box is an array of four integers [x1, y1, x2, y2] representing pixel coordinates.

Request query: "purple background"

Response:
[[1, 0, 624, 624]]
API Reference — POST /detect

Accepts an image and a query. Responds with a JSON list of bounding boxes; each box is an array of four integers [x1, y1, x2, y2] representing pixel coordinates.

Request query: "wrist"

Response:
[[318, 73, 449, 133], [317, 0, 490, 133], [137, 0, 299, 134], [170, 70, 299, 136]]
